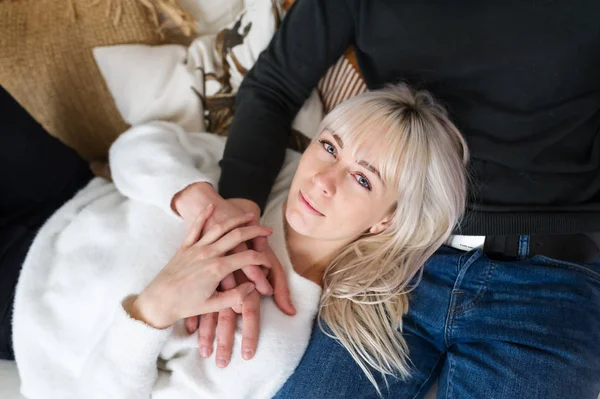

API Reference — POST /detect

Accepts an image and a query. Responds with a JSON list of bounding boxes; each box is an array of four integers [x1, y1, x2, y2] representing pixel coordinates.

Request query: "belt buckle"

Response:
[[482, 235, 521, 259]]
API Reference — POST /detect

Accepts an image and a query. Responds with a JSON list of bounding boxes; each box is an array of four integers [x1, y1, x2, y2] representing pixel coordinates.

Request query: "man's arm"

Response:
[[219, 0, 356, 211]]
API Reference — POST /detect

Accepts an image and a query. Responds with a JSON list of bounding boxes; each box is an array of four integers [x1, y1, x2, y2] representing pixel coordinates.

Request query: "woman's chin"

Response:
[[285, 208, 315, 237]]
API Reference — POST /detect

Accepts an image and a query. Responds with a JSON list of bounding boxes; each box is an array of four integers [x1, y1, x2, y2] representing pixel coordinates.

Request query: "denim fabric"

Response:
[[275, 244, 600, 399]]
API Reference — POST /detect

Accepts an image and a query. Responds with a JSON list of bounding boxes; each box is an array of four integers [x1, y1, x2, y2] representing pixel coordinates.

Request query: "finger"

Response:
[[219, 250, 273, 279], [219, 244, 247, 294], [251, 235, 268, 252], [184, 316, 199, 334], [183, 204, 214, 247], [230, 270, 246, 314], [210, 226, 273, 258], [220, 272, 237, 292], [226, 253, 273, 296], [212, 252, 273, 307], [215, 307, 237, 368], [241, 291, 260, 360], [224, 248, 248, 317], [241, 265, 273, 296], [203, 282, 255, 314], [250, 236, 272, 280], [267, 247, 296, 315], [198, 213, 255, 246], [198, 312, 218, 358], [228, 242, 247, 256]]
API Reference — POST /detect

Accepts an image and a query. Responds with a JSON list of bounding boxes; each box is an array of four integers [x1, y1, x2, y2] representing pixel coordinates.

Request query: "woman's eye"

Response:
[[355, 174, 372, 191], [319, 140, 336, 156]]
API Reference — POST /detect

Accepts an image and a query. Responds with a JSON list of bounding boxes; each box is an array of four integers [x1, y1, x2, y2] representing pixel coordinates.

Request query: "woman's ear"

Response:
[[367, 202, 396, 235], [368, 214, 393, 235]]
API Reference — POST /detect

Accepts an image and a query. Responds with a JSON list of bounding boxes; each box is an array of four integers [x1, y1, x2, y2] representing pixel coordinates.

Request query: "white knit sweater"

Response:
[[11, 121, 322, 399]]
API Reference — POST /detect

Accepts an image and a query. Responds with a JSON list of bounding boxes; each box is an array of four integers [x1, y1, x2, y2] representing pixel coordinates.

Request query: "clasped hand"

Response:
[[131, 204, 274, 330], [162, 182, 296, 368]]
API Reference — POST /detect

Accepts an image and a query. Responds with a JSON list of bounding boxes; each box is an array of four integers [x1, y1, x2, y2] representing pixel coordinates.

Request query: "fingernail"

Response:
[[242, 349, 253, 360], [200, 347, 209, 357], [245, 284, 256, 294], [217, 357, 228, 368], [245, 212, 255, 217]]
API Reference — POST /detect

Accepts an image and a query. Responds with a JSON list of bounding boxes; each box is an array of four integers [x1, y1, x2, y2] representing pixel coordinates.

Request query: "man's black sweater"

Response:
[[219, 0, 600, 235]]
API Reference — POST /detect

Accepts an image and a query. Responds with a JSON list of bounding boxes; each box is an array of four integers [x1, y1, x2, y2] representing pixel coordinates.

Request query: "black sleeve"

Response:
[[218, 0, 355, 212]]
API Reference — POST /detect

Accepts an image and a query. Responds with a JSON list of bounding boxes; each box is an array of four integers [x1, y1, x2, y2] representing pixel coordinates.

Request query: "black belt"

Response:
[[482, 233, 600, 263]]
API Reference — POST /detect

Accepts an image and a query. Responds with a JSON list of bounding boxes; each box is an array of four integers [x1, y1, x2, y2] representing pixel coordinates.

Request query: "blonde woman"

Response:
[[3, 84, 468, 398]]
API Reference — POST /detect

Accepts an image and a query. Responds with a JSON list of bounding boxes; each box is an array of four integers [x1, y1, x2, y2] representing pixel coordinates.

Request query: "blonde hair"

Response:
[[317, 84, 470, 394]]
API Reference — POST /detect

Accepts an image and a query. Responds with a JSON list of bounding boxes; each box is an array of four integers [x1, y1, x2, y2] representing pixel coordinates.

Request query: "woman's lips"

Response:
[[299, 191, 325, 216]]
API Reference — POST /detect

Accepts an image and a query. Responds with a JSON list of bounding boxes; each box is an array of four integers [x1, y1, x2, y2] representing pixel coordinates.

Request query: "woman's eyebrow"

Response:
[[332, 133, 345, 149], [357, 160, 382, 183]]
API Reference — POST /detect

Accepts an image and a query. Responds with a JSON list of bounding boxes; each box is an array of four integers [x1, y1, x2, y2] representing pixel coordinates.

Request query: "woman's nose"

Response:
[[313, 168, 338, 196]]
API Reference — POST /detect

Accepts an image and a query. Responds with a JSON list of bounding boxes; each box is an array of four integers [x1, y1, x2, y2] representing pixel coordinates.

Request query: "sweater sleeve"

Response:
[[109, 121, 219, 216], [77, 296, 172, 399], [218, 0, 355, 212]]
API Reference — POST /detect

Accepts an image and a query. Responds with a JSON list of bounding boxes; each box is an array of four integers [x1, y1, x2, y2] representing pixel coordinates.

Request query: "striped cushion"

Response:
[[317, 45, 367, 113]]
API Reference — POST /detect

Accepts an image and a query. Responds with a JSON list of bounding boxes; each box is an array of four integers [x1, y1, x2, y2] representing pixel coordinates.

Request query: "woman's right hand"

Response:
[[130, 204, 274, 330]]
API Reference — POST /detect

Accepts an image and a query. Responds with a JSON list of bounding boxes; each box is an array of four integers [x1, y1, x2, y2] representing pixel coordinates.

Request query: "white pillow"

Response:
[[292, 89, 323, 139], [93, 0, 323, 140], [93, 0, 275, 129], [93, 44, 205, 132]]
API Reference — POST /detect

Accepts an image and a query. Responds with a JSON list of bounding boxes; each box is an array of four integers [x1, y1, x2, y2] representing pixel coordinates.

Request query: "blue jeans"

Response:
[[275, 243, 600, 399]]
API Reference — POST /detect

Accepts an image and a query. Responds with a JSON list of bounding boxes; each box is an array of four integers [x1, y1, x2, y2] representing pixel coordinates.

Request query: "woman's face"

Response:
[[286, 129, 397, 242]]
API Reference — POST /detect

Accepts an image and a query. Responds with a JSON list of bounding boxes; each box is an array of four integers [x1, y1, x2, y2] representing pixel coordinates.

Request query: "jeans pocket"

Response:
[[531, 255, 600, 284]]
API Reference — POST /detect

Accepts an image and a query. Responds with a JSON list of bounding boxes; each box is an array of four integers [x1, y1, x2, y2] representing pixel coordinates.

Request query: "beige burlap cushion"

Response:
[[0, 0, 165, 161]]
